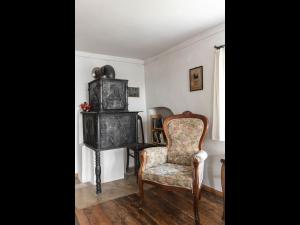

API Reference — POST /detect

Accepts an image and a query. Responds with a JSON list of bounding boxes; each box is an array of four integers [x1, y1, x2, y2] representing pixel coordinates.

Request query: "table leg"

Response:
[[95, 151, 102, 194], [134, 149, 138, 176]]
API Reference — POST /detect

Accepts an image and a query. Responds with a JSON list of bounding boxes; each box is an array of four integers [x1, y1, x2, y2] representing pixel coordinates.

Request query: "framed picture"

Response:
[[189, 66, 203, 91], [128, 87, 140, 97]]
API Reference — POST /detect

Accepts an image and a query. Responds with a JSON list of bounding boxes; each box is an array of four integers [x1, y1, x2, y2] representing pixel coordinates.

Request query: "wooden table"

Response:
[[221, 158, 225, 220]]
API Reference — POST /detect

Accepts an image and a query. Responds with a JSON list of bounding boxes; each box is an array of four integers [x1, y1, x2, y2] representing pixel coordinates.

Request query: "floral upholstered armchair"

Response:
[[138, 111, 208, 225]]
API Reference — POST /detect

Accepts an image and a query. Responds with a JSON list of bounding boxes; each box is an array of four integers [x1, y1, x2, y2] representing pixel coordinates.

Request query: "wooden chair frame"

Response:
[[138, 111, 209, 225]]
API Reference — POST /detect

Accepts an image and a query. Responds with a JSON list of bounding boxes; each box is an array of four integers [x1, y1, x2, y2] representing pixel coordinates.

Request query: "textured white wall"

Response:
[[75, 51, 147, 183], [144, 24, 225, 191]]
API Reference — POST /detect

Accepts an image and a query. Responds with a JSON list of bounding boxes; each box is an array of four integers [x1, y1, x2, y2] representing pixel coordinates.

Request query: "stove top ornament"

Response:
[[92, 65, 115, 79]]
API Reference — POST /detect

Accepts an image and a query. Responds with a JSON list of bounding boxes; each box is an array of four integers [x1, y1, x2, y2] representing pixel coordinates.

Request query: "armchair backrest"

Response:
[[163, 111, 209, 166]]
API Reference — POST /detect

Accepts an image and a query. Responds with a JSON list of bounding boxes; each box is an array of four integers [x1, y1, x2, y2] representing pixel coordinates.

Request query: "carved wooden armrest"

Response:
[[192, 150, 208, 164], [192, 150, 208, 194]]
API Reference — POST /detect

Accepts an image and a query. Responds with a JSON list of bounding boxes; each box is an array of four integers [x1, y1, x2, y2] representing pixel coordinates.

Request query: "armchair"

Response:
[[138, 111, 208, 225]]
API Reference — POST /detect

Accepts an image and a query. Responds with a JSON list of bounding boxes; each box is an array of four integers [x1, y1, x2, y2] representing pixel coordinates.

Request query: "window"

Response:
[[212, 47, 225, 141]]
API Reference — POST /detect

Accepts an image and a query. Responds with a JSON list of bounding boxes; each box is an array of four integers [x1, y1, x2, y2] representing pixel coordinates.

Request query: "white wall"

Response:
[[144, 23, 225, 191], [75, 51, 147, 183]]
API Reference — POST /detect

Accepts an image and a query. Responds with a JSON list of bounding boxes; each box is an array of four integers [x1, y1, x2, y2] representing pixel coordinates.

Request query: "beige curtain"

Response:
[[212, 47, 225, 141]]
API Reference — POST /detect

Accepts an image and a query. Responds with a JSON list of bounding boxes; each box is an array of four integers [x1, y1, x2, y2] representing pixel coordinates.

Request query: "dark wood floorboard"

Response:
[[77, 187, 224, 225]]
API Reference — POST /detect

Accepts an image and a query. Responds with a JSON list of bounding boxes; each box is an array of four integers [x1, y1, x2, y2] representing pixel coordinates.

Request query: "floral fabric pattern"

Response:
[[144, 147, 168, 169], [167, 118, 204, 165], [143, 163, 193, 189]]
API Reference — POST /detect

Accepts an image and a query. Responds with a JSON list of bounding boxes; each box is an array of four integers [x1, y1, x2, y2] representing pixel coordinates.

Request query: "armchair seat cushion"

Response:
[[143, 163, 193, 189]]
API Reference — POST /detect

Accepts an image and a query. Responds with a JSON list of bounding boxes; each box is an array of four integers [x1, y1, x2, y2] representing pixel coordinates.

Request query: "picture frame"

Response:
[[128, 87, 140, 97], [189, 66, 203, 91]]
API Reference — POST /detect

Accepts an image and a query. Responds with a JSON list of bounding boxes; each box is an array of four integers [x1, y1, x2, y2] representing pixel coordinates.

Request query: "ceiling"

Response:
[[75, 0, 225, 60]]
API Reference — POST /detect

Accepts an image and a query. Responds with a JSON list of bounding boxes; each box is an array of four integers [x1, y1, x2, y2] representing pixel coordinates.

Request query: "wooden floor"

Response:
[[76, 187, 224, 225], [75, 169, 152, 209]]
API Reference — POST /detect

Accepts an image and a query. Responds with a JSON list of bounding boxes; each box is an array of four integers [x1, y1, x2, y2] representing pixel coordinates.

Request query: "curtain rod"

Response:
[[214, 44, 225, 49]]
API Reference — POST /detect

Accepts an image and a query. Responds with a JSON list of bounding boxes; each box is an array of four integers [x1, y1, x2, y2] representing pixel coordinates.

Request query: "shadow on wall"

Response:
[[148, 107, 174, 119]]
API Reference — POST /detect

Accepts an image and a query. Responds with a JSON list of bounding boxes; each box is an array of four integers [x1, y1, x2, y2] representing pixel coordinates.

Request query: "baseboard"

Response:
[[202, 184, 223, 198]]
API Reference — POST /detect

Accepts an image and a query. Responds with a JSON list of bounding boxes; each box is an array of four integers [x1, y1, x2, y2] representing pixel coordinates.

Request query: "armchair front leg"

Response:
[[192, 150, 208, 225], [192, 158, 201, 225], [138, 150, 147, 206]]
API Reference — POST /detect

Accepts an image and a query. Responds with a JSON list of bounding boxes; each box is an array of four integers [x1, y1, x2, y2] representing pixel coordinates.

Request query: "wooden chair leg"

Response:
[[137, 151, 140, 171], [198, 188, 202, 200], [222, 197, 225, 220], [193, 193, 201, 225], [134, 150, 138, 175], [221, 159, 225, 220], [138, 178, 144, 208]]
